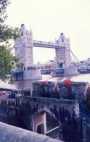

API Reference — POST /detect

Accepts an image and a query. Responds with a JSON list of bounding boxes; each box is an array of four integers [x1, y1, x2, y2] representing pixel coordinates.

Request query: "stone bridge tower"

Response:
[[55, 33, 71, 69], [13, 24, 42, 92]]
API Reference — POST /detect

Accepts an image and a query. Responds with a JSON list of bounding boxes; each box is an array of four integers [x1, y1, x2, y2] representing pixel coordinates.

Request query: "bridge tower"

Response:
[[55, 33, 71, 68], [13, 24, 42, 92], [55, 33, 78, 75], [15, 24, 33, 67]]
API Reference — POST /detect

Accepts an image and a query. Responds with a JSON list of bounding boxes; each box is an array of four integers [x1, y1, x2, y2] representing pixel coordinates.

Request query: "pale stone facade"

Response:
[[14, 24, 42, 90], [15, 24, 33, 67], [55, 33, 71, 68]]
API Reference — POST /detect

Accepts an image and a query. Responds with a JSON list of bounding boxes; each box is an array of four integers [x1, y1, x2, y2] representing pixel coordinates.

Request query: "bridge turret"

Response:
[[13, 24, 42, 91], [55, 33, 71, 68], [15, 24, 33, 68]]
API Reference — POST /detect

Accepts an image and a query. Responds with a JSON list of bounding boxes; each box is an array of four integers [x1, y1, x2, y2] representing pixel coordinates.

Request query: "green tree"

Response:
[[0, 0, 19, 80], [0, 0, 19, 41], [0, 45, 15, 80]]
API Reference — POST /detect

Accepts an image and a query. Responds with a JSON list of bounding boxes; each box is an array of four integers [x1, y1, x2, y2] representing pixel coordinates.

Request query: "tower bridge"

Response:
[[13, 24, 79, 90], [15, 24, 70, 68]]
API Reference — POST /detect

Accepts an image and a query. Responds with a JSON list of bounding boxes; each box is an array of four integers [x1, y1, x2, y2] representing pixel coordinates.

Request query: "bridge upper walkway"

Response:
[[33, 40, 64, 48]]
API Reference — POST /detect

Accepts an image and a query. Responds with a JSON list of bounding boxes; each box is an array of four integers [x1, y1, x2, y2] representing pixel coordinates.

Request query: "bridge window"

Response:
[[59, 63, 63, 68]]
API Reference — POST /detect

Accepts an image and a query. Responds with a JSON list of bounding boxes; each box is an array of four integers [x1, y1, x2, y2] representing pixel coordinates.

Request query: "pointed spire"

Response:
[[20, 24, 27, 36]]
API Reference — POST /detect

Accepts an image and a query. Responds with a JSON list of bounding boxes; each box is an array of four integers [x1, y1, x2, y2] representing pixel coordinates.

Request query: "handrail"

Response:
[[46, 125, 60, 135], [28, 96, 77, 104]]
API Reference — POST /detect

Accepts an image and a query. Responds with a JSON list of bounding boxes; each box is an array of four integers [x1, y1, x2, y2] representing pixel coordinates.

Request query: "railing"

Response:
[[46, 126, 61, 139], [27, 96, 77, 105]]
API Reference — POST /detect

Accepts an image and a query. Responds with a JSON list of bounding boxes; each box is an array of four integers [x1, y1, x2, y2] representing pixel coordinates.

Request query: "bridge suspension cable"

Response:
[[70, 49, 80, 63]]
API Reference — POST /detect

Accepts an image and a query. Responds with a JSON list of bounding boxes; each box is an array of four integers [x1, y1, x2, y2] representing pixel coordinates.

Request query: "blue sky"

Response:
[[7, 0, 90, 63]]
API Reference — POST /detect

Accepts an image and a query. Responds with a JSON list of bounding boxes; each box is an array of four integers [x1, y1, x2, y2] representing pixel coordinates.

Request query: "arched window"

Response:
[[37, 124, 44, 134]]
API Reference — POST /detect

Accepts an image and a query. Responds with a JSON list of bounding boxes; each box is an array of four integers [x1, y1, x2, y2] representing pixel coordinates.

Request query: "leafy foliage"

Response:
[[0, 0, 19, 80], [0, 26, 19, 41], [0, 0, 19, 42], [0, 45, 15, 80], [0, 0, 9, 23]]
